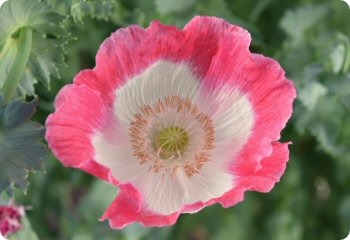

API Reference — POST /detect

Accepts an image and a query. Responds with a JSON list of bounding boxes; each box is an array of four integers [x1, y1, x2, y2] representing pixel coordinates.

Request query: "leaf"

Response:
[[123, 224, 152, 240], [280, 4, 328, 44], [71, 180, 122, 239], [0, 96, 47, 195], [298, 65, 328, 110], [71, 0, 118, 23], [330, 43, 347, 74], [299, 81, 328, 111], [24, 35, 66, 90], [326, 74, 350, 98], [310, 33, 350, 75], [295, 95, 345, 156], [77, 180, 117, 222], [0, 0, 68, 97], [9, 215, 40, 240]]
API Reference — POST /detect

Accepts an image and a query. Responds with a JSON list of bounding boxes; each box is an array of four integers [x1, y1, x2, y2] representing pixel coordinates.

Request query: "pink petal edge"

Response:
[[45, 84, 110, 181]]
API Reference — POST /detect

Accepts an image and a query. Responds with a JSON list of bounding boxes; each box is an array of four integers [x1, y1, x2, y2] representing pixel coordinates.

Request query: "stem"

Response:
[[1, 27, 33, 101]]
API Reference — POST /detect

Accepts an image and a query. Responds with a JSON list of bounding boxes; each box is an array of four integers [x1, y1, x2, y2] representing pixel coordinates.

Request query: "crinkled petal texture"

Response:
[[46, 16, 296, 228]]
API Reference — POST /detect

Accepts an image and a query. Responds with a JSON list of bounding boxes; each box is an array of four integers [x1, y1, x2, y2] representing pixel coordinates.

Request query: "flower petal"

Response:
[[180, 142, 291, 212], [202, 35, 296, 169], [114, 60, 200, 126], [183, 16, 251, 77], [195, 86, 254, 151], [46, 84, 110, 180], [80, 22, 185, 101], [93, 112, 187, 215], [180, 161, 233, 210], [74, 16, 250, 100], [219, 142, 291, 207], [101, 184, 180, 228], [182, 17, 296, 169], [73, 69, 114, 104]]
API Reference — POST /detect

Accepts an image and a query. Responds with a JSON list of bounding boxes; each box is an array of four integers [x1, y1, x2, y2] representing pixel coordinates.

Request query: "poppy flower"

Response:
[[0, 204, 25, 237], [46, 16, 296, 228]]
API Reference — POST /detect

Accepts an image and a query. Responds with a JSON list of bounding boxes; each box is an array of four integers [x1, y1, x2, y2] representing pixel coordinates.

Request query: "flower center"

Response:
[[129, 95, 216, 177], [155, 126, 189, 159]]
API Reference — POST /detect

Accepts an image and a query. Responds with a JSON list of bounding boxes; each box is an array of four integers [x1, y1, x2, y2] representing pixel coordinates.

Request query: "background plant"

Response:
[[0, 0, 349, 239]]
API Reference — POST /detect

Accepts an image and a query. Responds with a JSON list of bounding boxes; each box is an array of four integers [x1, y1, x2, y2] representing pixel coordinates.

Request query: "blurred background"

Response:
[[2, 0, 350, 239]]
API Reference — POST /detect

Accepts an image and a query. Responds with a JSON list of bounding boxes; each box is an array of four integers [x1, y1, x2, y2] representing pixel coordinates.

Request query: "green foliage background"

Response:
[[1, 0, 350, 239]]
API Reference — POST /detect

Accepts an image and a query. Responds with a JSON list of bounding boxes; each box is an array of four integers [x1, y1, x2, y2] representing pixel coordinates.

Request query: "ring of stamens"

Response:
[[129, 95, 215, 178]]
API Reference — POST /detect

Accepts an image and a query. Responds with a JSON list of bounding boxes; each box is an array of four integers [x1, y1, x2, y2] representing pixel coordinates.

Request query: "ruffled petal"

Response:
[[182, 17, 296, 171], [180, 142, 290, 213], [202, 35, 296, 169], [46, 84, 110, 180], [101, 184, 180, 228], [74, 16, 250, 101], [81, 23, 185, 101], [219, 142, 291, 207], [73, 70, 115, 104], [183, 16, 251, 78]]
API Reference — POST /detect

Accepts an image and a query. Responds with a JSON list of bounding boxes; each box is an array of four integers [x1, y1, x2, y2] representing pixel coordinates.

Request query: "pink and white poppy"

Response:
[[0, 204, 25, 237], [46, 16, 296, 228]]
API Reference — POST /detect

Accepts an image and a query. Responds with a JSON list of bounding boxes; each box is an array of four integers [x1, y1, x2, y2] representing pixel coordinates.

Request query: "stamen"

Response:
[[129, 95, 215, 177]]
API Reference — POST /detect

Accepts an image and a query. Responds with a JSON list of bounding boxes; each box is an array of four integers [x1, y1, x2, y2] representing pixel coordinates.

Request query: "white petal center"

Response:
[[92, 60, 254, 215]]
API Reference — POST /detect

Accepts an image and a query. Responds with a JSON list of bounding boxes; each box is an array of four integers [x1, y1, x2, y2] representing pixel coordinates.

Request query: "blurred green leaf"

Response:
[[123, 224, 151, 240], [72, 232, 94, 240], [71, 0, 119, 23], [325, 74, 350, 112], [330, 43, 347, 74], [298, 65, 328, 110], [280, 4, 328, 45], [155, 0, 197, 14], [295, 95, 345, 156], [0, 97, 46, 195], [279, 3, 350, 164], [69, 180, 121, 239], [311, 33, 350, 75], [77, 180, 117, 220]]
